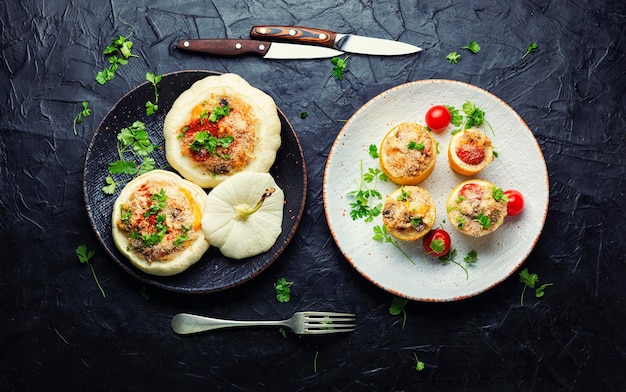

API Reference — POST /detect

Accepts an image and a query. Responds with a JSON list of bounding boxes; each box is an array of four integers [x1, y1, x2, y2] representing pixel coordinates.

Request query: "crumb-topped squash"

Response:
[[163, 73, 281, 188]]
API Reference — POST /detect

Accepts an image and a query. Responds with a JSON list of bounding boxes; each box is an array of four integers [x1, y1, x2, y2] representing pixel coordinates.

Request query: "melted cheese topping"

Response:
[[380, 122, 436, 184], [446, 180, 507, 237]]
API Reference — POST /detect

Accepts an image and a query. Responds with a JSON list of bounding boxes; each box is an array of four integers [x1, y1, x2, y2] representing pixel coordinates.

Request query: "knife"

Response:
[[250, 25, 421, 56], [176, 38, 343, 59]]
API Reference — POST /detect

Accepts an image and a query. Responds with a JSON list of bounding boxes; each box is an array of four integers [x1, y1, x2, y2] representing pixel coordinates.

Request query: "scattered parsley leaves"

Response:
[[300, 111, 310, 119], [522, 42, 538, 59], [348, 161, 387, 222], [438, 248, 477, 280], [461, 40, 481, 54], [275, 277, 293, 302], [414, 353, 425, 371], [446, 105, 463, 127], [76, 245, 106, 298], [73, 101, 92, 135], [145, 72, 162, 116], [389, 296, 408, 330], [519, 268, 552, 305], [368, 144, 379, 159], [103, 121, 157, 194], [373, 225, 415, 265], [446, 52, 461, 64], [331, 55, 350, 80], [95, 28, 138, 85]]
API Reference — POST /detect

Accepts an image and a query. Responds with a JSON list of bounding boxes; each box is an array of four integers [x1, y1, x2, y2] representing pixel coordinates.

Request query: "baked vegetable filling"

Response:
[[116, 183, 201, 263], [177, 94, 257, 176]]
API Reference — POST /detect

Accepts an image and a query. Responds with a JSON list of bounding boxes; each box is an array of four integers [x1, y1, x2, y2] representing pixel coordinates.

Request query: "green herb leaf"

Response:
[[300, 111, 310, 119], [108, 159, 137, 175], [368, 144, 379, 159], [414, 353, 425, 371], [274, 277, 294, 302], [464, 249, 478, 263], [407, 140, 425, 151], [461, 40, 481, 54], [492, 187, 508, 203], [389, 296, 408, 330], [76, 245, 106, 297], [446, 52, 461, 64], [446, 105, 463, 127], [102, 176, 117, 194], [522, 42, 538, 59], [73, 101, 92, 135], [331, 55, 350, 80]]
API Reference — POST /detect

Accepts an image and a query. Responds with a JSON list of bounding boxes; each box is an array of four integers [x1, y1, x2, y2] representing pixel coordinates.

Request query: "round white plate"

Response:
[[323, 79, 549, 302]]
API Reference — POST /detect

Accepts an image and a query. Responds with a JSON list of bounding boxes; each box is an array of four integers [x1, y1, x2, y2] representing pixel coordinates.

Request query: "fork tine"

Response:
[[302, 311, 355, 318], [303, 327, 356, 334]]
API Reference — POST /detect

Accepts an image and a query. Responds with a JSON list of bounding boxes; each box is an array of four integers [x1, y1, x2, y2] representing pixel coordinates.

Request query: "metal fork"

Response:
[[171, 311, 356, 335]]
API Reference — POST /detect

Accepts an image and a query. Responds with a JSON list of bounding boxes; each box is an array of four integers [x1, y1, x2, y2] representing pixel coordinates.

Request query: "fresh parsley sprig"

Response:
[[145, 72, 162, 116], [461, 40, 481, 54], [373, 225, 415, 265], [389, 296, 408, 330], [522, 42, 538, 59], [348, 160, 387, 222], [95, 27, 138, 85], [73, 101, 92, 135], [103, 121, 157, 194], [76, 245, 106, 298], [519, 268, 552, 305], [438, 248, 477, 280]]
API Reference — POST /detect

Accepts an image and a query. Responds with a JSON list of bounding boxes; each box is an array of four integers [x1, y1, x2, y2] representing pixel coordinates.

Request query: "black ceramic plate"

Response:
[[83, 70, 307, 294]]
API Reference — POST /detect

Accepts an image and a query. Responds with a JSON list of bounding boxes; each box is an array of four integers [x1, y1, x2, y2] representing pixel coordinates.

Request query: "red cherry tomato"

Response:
[[425, 105, 452, 132], [423, 229, 452, 257], [504, 190, 524, 216]]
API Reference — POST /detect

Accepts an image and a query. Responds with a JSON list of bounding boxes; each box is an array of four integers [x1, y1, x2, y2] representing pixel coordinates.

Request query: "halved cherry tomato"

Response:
[[423, 229, 451, 257], [425, 105, 452, 132], [504, 189, 524, 216]]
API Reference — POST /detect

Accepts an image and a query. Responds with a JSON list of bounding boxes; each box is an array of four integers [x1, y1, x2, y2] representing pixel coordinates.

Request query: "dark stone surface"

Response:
[[1, 1, 624, 391]]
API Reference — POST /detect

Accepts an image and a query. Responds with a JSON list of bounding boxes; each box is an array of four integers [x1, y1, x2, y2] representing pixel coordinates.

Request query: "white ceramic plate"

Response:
[[323, 79, 549, 302]]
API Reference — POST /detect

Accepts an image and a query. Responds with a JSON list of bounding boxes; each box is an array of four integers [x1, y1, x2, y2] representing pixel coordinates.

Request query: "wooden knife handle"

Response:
[[176, 39, 270, 57], [250, 26, 337, 48]]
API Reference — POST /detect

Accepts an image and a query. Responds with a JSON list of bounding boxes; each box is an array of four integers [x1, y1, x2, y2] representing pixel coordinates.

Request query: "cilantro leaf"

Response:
[[446, 52, 461, 64], [73, 101, 92, 135], [331, 55, 350, 80], [519, 268, 551, 305], [461, 40, 481, 54], [274, 277, 293, 302], [76, 245, 105, 297], [522, 42, 538, 59], [389, 296, 408, 330]]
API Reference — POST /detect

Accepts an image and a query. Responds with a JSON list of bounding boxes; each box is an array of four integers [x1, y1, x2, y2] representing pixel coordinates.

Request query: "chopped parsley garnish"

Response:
[[476, 213, 491, 229], [407, 140, 425, 151], [190, 132, 234, 158], [368, 144, 379, 159], [446, 52, 461, 64], [492, 187, 508, 203], [274, 277, 293, 302]]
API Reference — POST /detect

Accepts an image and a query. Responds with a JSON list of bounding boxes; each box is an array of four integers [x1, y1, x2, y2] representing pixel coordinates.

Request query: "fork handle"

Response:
[[171, 313, 286, 334]]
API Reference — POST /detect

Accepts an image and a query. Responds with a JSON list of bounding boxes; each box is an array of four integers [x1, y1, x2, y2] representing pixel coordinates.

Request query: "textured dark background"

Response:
[[1, 1, 625, 391]]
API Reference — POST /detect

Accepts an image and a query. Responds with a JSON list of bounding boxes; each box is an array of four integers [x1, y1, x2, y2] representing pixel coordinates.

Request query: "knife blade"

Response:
[[250, 25, 421, 56], [176, 38, 343, 59]]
